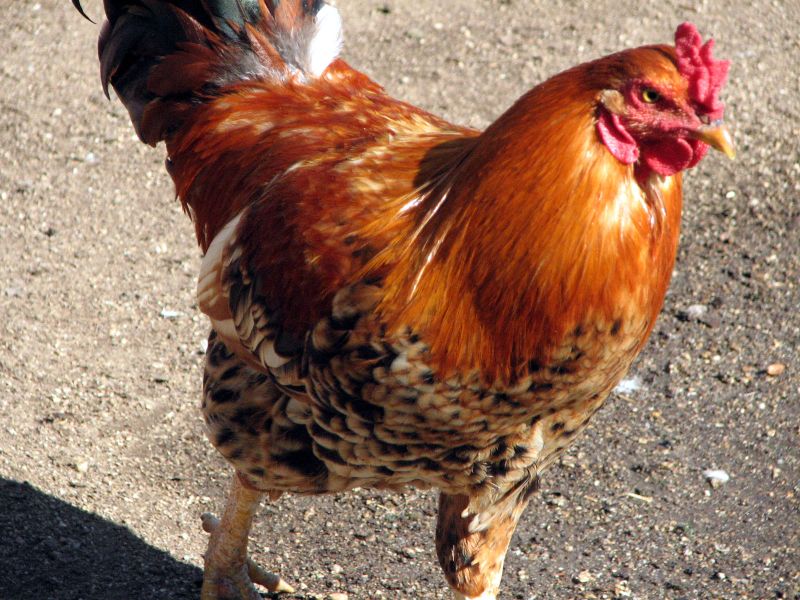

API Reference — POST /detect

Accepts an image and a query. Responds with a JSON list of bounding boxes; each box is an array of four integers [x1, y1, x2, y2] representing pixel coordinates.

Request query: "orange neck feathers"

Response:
[[374, 64, 683, 383]]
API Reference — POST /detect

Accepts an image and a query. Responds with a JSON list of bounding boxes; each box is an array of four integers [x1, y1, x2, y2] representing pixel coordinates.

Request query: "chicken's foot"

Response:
[[201, 474, 295, 599]]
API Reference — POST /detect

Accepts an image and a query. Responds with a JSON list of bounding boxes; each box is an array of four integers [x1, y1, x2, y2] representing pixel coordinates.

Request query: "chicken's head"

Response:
[[595, 22, 734, 177]]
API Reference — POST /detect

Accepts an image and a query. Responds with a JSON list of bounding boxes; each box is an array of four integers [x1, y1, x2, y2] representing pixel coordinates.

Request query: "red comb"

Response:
[[674, 22, 729, 121]]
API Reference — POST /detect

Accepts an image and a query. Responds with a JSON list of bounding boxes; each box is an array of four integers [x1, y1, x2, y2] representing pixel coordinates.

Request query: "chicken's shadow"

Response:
[[0, 478, 201, 600]]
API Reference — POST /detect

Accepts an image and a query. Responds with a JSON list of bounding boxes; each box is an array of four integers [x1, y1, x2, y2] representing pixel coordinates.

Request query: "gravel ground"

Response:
[[1, 1, 798, 599]]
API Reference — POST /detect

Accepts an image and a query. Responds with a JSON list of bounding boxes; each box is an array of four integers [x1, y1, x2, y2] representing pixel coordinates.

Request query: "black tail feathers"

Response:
[[73, 0, 341, 145]]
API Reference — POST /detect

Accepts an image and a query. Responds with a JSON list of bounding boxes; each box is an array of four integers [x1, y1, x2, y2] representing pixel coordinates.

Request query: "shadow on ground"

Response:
[[0, 479, 201, 600]]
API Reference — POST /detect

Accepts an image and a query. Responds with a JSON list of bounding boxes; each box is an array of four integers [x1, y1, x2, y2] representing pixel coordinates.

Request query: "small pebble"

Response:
[[703, 469, 730, 488], [614, 377, 641, 394], [686, 304, 708, 319], [766, 363, 785, 377], [574, 570, 594, 584], [615, 580, 632, 596], [327, 594, 348, 600], [160, 309, 182, 319], [331, 564, 343, 575]]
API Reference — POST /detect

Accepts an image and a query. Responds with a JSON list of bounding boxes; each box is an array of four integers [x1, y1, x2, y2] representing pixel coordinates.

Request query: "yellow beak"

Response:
[[692, 122, 736, 159]]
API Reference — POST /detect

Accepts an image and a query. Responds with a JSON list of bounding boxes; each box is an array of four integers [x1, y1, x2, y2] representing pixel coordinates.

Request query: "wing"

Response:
[[194, 82, 475, 388]]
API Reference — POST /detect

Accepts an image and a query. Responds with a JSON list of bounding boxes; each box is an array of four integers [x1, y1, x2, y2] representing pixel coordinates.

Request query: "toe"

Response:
[[201, 512, 221, 533], [247, 559, 295, 593], [201, 512, 294, 597]]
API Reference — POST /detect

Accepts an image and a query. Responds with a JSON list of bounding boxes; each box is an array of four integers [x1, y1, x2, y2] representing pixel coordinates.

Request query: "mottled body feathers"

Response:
[[201, 289, 640, 502]]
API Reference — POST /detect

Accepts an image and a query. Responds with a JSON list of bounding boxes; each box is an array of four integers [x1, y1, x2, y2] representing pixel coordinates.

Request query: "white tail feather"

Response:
[[274, 3, 343, 78], [307, 4, 343, 76]]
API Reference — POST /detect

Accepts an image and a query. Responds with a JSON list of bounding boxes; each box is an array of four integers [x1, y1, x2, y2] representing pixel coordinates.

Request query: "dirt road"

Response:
[[1, 1, 797, 598]]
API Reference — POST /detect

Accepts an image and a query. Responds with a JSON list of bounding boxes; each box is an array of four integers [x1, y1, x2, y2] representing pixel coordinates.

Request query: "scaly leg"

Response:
[[436, 489, 533, 600], [201, 474, 295, 600]]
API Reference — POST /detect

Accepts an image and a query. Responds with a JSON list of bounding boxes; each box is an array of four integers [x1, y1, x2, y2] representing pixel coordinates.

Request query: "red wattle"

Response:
[[641, 138, 702, 176], [596, 111, 638, 165], [685, 139, 709, 168], [597, 110, 708, 176]]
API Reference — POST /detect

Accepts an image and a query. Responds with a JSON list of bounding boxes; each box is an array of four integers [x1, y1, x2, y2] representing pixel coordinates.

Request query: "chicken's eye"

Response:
[[642, 88, 661, 103]]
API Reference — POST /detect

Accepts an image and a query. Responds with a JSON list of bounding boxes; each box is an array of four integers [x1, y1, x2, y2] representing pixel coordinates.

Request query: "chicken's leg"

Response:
[[201, 474, 294, 599], [436, 489, 532, 600]]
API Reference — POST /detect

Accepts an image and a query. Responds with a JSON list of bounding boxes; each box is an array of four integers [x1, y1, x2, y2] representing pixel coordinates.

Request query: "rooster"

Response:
[[74, 1, 734, 598]]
